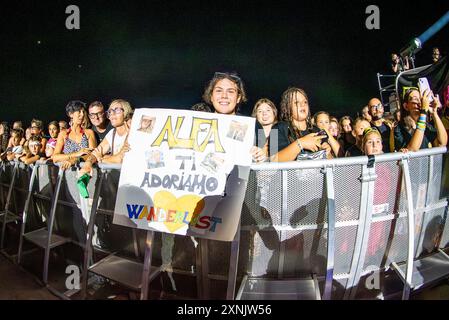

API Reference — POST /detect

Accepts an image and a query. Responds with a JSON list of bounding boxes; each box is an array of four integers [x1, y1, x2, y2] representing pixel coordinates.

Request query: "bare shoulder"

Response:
[[85, 129, 95, 137]]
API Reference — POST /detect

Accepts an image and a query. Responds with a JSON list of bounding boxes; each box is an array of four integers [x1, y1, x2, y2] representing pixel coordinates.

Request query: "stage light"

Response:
[[399, 38, 421, 58]]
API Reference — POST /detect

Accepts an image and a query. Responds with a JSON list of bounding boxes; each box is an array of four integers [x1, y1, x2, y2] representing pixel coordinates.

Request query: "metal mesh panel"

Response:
[[333, 166, 362, 222], [384, 217, 408, 264], [286, 168, 326, 226], [244, 229, 281, 277], [416, 207, 446, 258], [241, 170, 282, 228], [281, 229, 327, 277], [363, 220, 393, 269], [334, 225, 358, 275], [427, 154, 443, 204], [374, 162, 403, 216], [409, 156, 430, 210]]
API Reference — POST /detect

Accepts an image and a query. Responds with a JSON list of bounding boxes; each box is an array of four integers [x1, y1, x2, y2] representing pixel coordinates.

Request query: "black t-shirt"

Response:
[[92, 122, 113, 144], [345, 144, 364, 157], [371, 121, 391, 153], [270, 122, 319, 155], [393, 122, 438, 151], [254, 121, 291, 156]]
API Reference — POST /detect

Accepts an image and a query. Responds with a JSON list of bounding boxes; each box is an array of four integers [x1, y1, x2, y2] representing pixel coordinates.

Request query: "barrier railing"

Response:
[[1, 147, 448, 299]]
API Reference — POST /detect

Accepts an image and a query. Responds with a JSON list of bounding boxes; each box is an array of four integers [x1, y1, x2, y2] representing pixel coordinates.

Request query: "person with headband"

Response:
[[19, 135, 45, 165]]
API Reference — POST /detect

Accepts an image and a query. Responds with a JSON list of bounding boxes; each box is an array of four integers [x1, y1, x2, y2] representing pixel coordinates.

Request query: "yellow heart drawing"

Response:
[[153, 190, 205, 233]]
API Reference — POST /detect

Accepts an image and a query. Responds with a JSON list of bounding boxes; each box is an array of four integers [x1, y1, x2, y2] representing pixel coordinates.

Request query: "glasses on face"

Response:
[[369, 103, 383, 110], [31, 126, 39, 130], [88, 111, 105, 119], [106, 108, 124, 118]]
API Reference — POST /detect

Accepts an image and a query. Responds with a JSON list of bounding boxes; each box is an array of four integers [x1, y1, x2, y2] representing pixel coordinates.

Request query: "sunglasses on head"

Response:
[[213, 72, 241, 83]]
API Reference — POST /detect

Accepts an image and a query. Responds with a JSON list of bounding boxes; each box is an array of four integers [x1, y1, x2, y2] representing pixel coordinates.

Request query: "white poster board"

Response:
[[113, 108, 255, 241]]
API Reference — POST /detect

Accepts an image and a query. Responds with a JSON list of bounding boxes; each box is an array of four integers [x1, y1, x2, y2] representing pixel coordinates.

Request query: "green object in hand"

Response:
[[77, 173, 91, 198]]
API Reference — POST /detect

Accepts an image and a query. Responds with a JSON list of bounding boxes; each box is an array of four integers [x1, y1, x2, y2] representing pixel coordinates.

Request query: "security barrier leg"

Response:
[[81, 168, 104, 299], [140, 230, 155, 300], [400, 158, 415, 300], [43, 167, 64, 284], [1, 162, 19, 249], [322, 167, 336, 300], [17, 164, 39, 264], [226, 224, 240, 300]]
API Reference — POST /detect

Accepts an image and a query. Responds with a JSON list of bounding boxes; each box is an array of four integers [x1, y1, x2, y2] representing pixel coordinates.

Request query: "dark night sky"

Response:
[[1, 0, 448, 125]]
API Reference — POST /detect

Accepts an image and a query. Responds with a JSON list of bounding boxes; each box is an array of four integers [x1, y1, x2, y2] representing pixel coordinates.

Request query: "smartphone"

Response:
[[418, 77, 434, 103], [317, 130, 328, 144]]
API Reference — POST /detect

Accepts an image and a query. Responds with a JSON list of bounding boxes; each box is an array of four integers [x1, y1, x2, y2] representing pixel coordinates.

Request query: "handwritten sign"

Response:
[[113, 108, 255, 241]]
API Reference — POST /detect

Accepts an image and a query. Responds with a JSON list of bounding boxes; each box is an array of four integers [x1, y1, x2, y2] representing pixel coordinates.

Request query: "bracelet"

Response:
[[296, 139, 303, 152], [418, 114, 427, 122], [416, 121, 426, 132]]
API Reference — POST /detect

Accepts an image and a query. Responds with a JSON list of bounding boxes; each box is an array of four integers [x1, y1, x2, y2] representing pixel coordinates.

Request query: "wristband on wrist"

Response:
[[416, 121, 426, 132], [418, 114, 427, 122]]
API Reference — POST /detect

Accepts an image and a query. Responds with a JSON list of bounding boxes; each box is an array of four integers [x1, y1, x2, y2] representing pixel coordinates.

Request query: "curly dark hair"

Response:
[[202, 72, 247, 113]]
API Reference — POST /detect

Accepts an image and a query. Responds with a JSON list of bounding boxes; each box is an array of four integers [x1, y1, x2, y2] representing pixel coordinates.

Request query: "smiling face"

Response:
[[88, 105, 106, 127], [256, 103, 276, 126], [368, 98, 384, 121], [290, 91, 309, 122], [210, 78, 241, 115], [363, 132, 383, 155]]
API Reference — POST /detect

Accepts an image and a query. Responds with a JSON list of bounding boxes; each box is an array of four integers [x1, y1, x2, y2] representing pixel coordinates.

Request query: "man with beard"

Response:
[[368, 98, 393, 153]]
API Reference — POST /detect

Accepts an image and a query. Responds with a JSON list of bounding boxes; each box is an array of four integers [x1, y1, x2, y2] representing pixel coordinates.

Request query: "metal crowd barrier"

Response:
[[1, 147, 449, 300]]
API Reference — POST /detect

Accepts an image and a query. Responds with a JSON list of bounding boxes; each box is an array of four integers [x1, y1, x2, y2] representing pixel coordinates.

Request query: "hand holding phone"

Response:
[[418, 78, 434, 103]]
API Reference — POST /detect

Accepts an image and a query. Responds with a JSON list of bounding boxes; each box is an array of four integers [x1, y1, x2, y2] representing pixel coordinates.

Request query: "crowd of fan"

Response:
[[0, 72, 448, 169]]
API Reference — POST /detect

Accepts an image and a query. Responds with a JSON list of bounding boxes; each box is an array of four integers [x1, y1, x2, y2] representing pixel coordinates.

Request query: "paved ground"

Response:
[[0, 254, 57, 300], [2, 249, 449, 300]]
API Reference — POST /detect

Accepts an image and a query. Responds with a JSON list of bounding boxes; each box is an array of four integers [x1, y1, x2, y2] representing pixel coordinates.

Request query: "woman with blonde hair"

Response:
[[252, 98, 285, 156], [79, 99, 133, 178]]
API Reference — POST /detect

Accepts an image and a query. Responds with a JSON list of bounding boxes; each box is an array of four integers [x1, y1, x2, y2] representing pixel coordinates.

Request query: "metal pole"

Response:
[[322, 167, 336, 300], [400, 158, 415, 300], [43, 167, 64, 284], [140, 230, 155, 300], [1, 162, 19, 249], [17, 164, 38, 264], [226, 223, 241, 300], [81, 168, 104, 299]]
